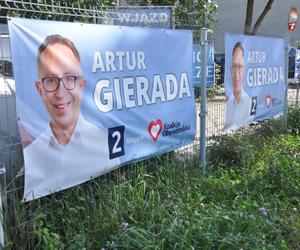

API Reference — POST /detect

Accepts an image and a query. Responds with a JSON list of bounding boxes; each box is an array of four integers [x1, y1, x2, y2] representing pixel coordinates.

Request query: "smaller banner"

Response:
[[192, 44, 214, 87], [224, 33, 285, 132], [97, 6, 172, 28], [294, 49, 300, 81]]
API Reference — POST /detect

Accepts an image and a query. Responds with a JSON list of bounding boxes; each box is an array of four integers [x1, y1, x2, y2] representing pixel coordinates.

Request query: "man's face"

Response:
[[35, 43, 86, 131], [231, 47, 244, 96]]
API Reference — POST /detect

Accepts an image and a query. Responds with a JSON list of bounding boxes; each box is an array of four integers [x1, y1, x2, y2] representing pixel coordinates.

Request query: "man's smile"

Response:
[[53, 101, 71, 110]]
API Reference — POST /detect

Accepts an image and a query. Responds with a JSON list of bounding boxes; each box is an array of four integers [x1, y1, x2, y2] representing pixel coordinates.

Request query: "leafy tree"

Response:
[[244, 0, 274, 35], [174, 0, 217, 29]]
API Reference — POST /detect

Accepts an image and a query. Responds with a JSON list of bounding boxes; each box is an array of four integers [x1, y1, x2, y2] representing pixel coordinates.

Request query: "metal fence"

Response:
[[0, 0, 299, 199], [0, 2, 299, 247]]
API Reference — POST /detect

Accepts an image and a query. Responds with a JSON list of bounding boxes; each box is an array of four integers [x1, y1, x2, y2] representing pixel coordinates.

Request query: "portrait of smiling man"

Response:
[[224, 41, 253, 132], [23, 34, 120, 201]]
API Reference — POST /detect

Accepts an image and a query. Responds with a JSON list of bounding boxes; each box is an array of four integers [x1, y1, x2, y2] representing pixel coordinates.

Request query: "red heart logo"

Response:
[[148, 119, 163, 142], [265, 95, 272, 108]]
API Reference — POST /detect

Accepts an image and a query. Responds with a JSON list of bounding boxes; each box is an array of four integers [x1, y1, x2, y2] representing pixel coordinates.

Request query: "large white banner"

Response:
[[8, 18, 195, 201]]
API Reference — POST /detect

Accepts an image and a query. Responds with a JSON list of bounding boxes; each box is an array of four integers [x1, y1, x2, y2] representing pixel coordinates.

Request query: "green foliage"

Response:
[[208, 131, 256, 168], [175, 0, 218, 29], [34, 214, 63, 250], [150, 0, 176, 5], [207, 111, 288, 168], [288, 106, 300, 135]]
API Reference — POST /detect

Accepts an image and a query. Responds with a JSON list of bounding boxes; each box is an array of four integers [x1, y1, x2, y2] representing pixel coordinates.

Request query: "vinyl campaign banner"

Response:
[[294, 49, 300, 81], [224, 33, 285, 132], [8, 18, 195, 201], [97, 6, 172, 28], [192, 44, 215, 87]]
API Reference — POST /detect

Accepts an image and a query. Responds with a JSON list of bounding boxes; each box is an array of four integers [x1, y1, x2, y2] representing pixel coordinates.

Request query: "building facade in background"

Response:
[[214, 0, 300, 53]]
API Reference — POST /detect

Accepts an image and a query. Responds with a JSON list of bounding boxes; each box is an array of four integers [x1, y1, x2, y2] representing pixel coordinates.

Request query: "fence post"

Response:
[[0, 164, 6, 248], [200, 28, 207, 172], [171, 6, 175, 29], [283, 33, 290, 128], [92, 6, 96, 24]]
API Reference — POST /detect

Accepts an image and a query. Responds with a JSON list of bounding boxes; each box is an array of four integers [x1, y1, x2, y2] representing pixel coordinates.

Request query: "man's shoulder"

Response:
[[242, 92, 252, 101], [226, 95, 235, 107], [79, 117, 108, 140], [24, 129, 50, 153], [242, 93, 253, 110]]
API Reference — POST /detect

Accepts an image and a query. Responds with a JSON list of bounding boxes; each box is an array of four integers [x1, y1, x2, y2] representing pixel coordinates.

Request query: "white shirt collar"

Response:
[[45, 113, 84, 149]]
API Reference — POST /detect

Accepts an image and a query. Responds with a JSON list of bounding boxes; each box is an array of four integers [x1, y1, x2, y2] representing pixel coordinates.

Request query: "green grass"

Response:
[[4, 107, 300, 249]]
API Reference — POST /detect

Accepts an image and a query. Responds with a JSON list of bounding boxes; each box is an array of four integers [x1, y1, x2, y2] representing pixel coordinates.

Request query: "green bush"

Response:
[[288, 106, 300, 135]]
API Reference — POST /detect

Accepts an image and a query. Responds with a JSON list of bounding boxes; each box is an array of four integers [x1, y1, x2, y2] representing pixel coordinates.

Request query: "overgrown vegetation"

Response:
[[4, 107, 300, 249]]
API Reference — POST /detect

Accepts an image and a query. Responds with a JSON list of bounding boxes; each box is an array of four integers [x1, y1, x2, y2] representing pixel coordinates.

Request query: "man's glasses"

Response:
[[230, 64, 244, 73], [40, 76, 81, 92]]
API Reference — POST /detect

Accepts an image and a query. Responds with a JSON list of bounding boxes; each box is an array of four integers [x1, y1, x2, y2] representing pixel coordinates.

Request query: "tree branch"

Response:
[[244, 0, 254, 35], [251, 0, 274, 35]]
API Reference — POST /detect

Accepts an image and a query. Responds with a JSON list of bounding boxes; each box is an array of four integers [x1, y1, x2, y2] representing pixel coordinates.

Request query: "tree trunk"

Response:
[[244, 0, 254, 35], [243, 0, 275, 36]]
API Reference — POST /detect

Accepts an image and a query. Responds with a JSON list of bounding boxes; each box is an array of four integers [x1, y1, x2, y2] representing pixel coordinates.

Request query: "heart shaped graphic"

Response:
[[265, 95, 272, 108], [148, 119, 163, 142]]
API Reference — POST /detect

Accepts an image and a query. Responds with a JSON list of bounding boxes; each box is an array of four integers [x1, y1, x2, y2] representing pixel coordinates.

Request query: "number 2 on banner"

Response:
[[112, 131, 122, 154], [250, 96, 257, 115], [108, 126, 125, 159]]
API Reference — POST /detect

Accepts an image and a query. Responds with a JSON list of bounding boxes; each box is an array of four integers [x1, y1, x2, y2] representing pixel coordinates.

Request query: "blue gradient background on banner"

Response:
[[9, 17, 195, 165]]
